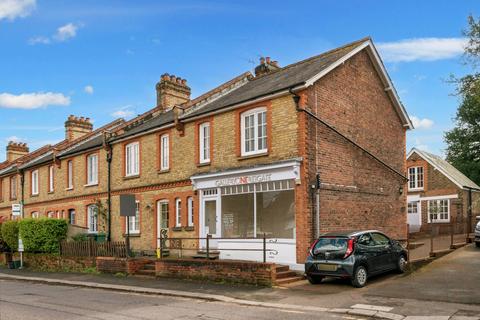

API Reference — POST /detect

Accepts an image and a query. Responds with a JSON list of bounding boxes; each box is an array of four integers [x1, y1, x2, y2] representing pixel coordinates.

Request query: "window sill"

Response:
[[185, 226, 195, 232], [31, 194, 39, 198], [123, 233, 141, 237], [84, 183, 99, 188], [123, 175, 140, 181], [65, 188, 74, 191], [157, 169, 170, 174], [197, 162, 210, 167], [172, 226, 183, 232], [408, 188, 424, 192], [238, 152, 269, 160], [48, 191, 54, 194]]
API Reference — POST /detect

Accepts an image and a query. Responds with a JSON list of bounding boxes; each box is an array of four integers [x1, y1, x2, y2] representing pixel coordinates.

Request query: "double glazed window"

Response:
[[408, 166, 424, 190], [160, 134, 169, 170], [125, 142, 140, 176], [87, 154, 98, 185], [67, 160, 73, 189], [126, 201, 140, 234], [241, 107, 267, 156], [87, 205, 98, 233], [187, 197, 194, 227], [48, 165, 54, 192], [175, 198, 181, 227], [428, 199, 449, 223], [199, 123, 210, 163], [31, 170, 39, 195]]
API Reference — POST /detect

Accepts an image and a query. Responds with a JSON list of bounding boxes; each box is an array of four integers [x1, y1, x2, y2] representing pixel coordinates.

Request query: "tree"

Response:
[[445, 15, 480, 186]]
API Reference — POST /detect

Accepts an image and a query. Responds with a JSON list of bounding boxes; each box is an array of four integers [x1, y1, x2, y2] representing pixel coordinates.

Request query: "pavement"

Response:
[[0, 244, 479, 320]]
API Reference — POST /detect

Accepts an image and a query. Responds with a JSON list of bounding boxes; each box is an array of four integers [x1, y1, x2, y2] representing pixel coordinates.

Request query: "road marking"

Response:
[[351, 303, 393, 312]]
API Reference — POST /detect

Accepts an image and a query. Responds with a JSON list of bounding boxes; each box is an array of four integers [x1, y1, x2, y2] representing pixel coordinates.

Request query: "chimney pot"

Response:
[[260, 57, 265, 64], [156, 73, 191, 110], [266, 57, 271, 63]]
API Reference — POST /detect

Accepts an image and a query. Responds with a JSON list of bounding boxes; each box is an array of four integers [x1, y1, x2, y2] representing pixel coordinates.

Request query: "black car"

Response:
[[304, 230, 408, 287]]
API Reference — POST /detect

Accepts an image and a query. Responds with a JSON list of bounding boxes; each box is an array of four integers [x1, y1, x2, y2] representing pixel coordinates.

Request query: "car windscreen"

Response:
[[313, 237, 348, 258]]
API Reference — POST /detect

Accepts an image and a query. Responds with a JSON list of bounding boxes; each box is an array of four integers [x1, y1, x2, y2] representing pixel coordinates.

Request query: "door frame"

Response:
[[156, 200, 169, 249], [199, 188, 221, 247]]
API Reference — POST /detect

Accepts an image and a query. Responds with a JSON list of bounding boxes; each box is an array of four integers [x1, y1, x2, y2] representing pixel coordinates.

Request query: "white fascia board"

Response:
[[419, 194, 459, 201], [303, 40, 413, 129]]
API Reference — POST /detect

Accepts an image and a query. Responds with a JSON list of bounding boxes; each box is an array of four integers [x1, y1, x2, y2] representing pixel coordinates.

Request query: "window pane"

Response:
[[221, 194, 254, 238], [256, 190, 295, 239], [160, 202, 169, 229]]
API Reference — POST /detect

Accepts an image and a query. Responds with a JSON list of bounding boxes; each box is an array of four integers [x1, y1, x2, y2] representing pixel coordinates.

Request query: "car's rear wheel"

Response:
[[351, 266, 368, 288], [396, 255, 408, 273], [307, 275, 323, 284]]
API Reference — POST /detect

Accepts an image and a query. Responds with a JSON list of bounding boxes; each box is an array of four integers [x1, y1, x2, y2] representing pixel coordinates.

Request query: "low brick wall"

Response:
[[5, 253, 95, 272], [156, 259, 277, 286], [95, 257, 151, 274]]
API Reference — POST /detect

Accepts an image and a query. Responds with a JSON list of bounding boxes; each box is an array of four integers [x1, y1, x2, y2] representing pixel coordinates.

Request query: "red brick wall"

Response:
[[155, 259, 276, 286], [298, 49, 408, 260], [96, 257, 128, 273]]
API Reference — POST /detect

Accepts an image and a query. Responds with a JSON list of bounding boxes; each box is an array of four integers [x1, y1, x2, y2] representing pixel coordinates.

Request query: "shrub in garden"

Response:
[[19, 218, 68, 253], [1, 220, 19, 251]]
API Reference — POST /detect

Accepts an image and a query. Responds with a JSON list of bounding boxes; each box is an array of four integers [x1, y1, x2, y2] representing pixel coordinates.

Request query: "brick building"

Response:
[[0, 37, 411, 268], [406, 148, 480, 234]]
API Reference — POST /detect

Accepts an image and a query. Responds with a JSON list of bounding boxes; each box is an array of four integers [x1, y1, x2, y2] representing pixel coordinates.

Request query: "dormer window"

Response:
[[408, 166, 424, 191]]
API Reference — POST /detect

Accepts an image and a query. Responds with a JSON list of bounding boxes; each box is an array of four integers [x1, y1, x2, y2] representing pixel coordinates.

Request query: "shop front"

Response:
[[191, 159, 302, 266]]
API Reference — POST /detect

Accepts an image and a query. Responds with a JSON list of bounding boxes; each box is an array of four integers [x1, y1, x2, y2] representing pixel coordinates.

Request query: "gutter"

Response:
[[104, 132, 113, 242], [289, 89, 408, 181]]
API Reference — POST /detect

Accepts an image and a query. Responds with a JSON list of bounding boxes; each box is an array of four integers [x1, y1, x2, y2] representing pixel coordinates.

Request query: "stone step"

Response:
[[275, 276, 305, 285], [275, 265, 290, 273], [276, 270, 298, 280], [450, 242, 467, 249]]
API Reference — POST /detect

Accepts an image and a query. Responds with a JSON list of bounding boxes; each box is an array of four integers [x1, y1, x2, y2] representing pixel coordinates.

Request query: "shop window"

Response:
[[256, 189, 295, 238]]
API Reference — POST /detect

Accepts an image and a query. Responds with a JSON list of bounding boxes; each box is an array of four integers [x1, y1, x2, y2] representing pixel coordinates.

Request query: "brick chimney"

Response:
[[254, 56, 280, 77], [65, 115, 93, 141], [156, 74, 191, 110], [6, 141, 29, 162]]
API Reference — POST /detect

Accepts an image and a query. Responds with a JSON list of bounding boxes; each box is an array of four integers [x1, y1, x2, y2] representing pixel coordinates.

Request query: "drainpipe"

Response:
[[290, 89, 321, 239], [104, 133, 113, 242], [20, 169, 25, 219]]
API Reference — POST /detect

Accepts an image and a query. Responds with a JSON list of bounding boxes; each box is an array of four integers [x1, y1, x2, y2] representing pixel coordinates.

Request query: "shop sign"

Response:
[[214, 174, 272, 187]]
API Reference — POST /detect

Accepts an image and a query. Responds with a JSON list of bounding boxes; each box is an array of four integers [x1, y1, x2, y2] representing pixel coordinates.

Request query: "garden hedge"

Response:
[[18, 218, 68, 253], [1, 220, 19, 251]]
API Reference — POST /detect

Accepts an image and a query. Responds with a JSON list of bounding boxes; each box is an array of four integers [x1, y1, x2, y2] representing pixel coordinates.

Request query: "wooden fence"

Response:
[[60, 241, 127, 258]]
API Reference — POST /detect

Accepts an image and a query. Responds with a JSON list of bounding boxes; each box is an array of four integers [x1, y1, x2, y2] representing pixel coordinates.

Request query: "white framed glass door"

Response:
[[156, 200, 169, 249], [200, 189, 221, 248]]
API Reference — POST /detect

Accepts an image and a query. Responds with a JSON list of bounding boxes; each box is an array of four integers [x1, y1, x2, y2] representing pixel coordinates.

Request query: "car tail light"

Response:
[[309, 239, 319, 256], [343, 238, 354, 259]]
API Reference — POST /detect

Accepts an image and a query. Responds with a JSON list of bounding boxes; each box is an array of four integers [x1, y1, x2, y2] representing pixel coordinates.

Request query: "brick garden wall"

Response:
[[4, 253, 95, 272], [155, 259, 276, 286]]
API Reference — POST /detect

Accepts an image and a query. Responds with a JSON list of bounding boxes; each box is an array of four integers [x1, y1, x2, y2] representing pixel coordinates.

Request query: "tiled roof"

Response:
[[408, 148, 480, 190]]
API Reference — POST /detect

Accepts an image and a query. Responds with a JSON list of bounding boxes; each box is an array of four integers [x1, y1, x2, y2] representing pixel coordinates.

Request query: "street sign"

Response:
[[120, 194, 136, 217], [18, 238, 24, 252], [12, 204, 22, 216]]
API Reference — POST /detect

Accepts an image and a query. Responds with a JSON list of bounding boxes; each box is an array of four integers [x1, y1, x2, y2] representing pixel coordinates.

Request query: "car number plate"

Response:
[[317, 263, 337, 271]]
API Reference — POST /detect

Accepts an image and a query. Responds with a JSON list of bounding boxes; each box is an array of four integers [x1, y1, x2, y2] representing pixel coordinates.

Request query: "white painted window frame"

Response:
[[126, 201, 140, 234], [187, 197, 194, 227], [67, 160, 73, 189], [87, 205, 98, 233], [87, 154, 98, 185], [125, 142, 140, 177], [160, 134, 169, 171], [48, 165, 54, 192], [240, 107, 267, 156], [175, 198, 181, 227], [31, 169, 39, 195], [199, 122, 210, 163], [408, 166, 424, 191], [427, 199, 450, 223]]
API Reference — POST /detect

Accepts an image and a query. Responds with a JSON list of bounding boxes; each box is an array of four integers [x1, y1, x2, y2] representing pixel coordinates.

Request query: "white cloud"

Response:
[[84, 85, 94, 94], [29, 22, 81, 45], [54, 23, 79, 41], [111, 106, 135, 118], [5, 135, 23, 142], [0, 92, 71, 109], [411, 116, 434, 130], [0, 0, 35, 21], [28, 36, 50, 45], [377, 37, 467, 62]]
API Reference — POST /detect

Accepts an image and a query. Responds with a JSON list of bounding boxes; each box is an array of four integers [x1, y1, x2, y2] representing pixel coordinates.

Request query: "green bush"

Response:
[[0, 223, 8, 252], [19, 218, 68, 253], [1, 220, 19, 251]]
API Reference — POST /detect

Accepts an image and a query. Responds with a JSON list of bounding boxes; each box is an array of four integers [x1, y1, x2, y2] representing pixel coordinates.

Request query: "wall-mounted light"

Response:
[[399, 186, 404, 195]]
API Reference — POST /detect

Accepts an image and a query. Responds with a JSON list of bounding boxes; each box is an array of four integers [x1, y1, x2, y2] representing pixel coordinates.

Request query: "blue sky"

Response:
[[0, 0, 477, 161]]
